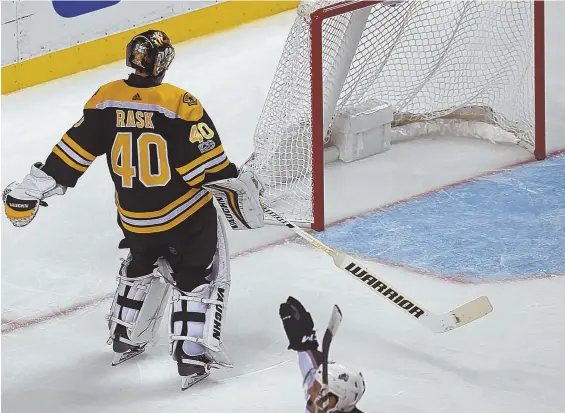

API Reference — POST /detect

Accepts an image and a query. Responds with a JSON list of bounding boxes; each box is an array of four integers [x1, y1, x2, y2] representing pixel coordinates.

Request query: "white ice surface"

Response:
[[2, 245, 565, 413], [2, 6, 565, 413]]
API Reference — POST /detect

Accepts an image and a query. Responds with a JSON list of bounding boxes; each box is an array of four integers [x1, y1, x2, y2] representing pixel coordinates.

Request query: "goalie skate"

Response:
[[110, 326, 148, 366], [180, 367, 211, 391], [111, 343, 147, 366], [177, 354, 221, 391]]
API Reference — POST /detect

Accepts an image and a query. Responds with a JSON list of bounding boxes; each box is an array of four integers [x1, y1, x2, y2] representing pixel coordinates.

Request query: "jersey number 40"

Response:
[[189, 122, 215, 144], [111, 132, 171, 188]]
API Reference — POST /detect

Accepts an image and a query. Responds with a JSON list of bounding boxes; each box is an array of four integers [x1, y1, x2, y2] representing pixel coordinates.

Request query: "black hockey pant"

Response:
[[119, 210, 218, 293]]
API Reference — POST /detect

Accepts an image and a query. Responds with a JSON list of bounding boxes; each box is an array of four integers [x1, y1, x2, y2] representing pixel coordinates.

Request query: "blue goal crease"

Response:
[[318, 154, 565, 282]]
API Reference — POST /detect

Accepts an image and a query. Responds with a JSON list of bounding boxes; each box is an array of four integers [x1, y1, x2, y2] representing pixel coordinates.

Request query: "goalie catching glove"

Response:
[[2, 163, 66, 227], [204, 170, 264, 230]]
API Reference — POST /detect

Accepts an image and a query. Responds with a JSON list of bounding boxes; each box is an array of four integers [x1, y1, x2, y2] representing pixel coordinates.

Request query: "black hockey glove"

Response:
[[279, 296, 319, 351]]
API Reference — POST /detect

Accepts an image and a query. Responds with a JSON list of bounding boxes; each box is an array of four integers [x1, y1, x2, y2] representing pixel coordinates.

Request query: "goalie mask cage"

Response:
[[246, 0, 546, 231]]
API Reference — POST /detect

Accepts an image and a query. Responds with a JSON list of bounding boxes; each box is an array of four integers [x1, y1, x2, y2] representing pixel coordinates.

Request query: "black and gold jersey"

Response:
[[42, 74, 237, 240]]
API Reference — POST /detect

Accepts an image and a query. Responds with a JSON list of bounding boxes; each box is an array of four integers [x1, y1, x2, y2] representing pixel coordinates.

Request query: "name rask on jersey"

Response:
[[116, 110, 154, 129]]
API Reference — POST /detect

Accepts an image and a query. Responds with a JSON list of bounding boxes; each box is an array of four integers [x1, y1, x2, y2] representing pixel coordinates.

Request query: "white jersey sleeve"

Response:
[[299, 351, 318, 393], [298, 350, 322, 412]]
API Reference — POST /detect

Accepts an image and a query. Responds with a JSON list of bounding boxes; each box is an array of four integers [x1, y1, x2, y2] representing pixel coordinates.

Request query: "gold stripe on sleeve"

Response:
[[61, 134, 96, 161], [186, 158, 231, 186], [176, 145, 224, 175], [53, 146, 88, 172]]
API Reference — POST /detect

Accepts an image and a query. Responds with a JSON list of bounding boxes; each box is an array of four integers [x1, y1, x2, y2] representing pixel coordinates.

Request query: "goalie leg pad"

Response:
[[108, 256, 172, 346], [168, 217, 232, 367]]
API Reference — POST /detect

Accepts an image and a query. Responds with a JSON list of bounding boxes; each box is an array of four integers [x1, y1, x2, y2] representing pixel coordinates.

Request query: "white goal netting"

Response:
[[245, 0, 535, 224]]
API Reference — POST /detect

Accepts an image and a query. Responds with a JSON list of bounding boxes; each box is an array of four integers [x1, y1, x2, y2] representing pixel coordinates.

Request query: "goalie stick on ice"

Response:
[[263, 206, 493, 334]]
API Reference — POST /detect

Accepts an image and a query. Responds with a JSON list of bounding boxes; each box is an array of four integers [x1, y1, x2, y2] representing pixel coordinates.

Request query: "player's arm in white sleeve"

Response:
[[279, 297, 322, 411], [280, 297, 367, 413], [299, 350, 323, 397]]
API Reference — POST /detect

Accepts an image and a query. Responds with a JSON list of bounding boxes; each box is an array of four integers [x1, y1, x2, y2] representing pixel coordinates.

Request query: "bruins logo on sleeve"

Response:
[[182, 93, 198, 106]]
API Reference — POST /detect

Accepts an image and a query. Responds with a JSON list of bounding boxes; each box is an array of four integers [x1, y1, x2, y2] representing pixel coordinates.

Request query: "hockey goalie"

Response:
[[2, 29, 263, 390]]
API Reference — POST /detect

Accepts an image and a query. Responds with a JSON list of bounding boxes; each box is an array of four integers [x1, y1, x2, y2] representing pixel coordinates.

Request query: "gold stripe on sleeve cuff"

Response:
[[62, 134, 96, 161], [186, 158, 231, 186], [176, 145, 224, 175], [53, 146, 88, 172]]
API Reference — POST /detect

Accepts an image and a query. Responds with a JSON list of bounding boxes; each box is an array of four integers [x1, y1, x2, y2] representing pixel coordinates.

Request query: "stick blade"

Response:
[[322, 305, 343, 391], [326, 305, 343, 337], [451, 296, 493, 327], [322, 305, 343, 356], [437, 296, 493, 333]]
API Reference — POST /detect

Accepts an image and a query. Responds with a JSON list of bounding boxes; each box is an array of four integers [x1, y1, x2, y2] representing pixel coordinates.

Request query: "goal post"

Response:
[[534, 0, 546, 162], [247, 0, 546, 231]]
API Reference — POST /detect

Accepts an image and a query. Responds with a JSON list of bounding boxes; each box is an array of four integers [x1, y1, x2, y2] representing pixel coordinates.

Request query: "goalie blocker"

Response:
[[205, 170, 264, 230]]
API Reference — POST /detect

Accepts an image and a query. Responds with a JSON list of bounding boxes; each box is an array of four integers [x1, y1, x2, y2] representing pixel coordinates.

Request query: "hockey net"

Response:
[[245, 0, 545, 229]]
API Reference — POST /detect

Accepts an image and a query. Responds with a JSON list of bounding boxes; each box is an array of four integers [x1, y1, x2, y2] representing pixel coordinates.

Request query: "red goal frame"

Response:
[[309, 1, 546, 231]]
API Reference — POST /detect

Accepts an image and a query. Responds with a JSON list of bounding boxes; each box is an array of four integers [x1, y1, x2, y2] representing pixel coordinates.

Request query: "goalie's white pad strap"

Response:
[[205, 171, 264, 230], [108, 257, 172, 344], [168, 216, 232, 367]]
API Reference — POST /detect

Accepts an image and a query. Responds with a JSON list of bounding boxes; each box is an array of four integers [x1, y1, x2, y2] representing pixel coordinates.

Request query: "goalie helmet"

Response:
[[126, 30, 175, 82], [313, 362, 365, 412]]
